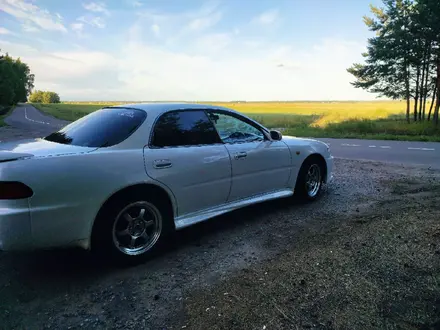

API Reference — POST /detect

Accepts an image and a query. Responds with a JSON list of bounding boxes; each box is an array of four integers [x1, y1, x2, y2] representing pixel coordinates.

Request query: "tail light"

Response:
[[0, 182, 34, 200]]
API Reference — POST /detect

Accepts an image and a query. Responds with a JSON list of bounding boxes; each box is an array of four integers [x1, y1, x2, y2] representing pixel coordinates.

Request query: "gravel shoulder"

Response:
[[0, 158, 439, 329], [183, 166, 440, 330]]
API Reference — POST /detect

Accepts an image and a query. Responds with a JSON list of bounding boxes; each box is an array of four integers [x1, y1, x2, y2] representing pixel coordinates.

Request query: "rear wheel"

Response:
[[92, 195, 173, 265], [295, 158, 324, 201]]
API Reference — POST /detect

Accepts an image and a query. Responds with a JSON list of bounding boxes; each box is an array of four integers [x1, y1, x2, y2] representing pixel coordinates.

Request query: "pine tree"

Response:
[[348, 0, 440, 126]]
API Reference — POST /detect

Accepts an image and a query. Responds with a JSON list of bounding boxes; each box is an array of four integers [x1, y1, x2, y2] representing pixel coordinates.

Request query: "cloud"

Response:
[[151, 24, 160, 36], [110, 27, 374, 101], [252, 9, 279, 25], [3, 39, 123, 100], [22, 22, 40, 32], [0, 27, 13, 35], [6, 29, 372, 101], [71, 23, 84, 32], [70, 22, 87, 38], [0, 39, 40, 55], [127, 0, 143, 7], [187, 11, 222, 31], [82, 2, 110, 16], [77, 15, 106, 29], [138, 0, 223, 37], [194, 33, 231, 53], [0, 0, 67, 32], [0, 1, 373, 102], [77, 2, 109, 30]]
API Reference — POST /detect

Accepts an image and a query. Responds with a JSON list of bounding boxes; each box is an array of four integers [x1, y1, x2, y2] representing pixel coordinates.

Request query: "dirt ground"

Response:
[[183, 171, 440, 330], [0, 155, 439, 329]]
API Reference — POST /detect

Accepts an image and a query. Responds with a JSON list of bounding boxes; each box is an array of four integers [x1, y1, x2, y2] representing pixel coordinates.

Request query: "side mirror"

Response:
[[270, 130, 282, 141]]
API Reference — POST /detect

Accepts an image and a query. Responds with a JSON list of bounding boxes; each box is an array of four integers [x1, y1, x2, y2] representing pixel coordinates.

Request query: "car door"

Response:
[[206, 110, 291, 202], [144, 109, 232, 217]]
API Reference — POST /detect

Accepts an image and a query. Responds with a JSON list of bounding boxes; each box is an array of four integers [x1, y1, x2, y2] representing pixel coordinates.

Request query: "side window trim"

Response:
[[148, 109, 223, 149], [206, 109, 269, 144]]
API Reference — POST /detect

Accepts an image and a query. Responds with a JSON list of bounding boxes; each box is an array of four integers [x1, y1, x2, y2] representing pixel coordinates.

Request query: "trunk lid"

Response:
[[0, 138, 98, 162]]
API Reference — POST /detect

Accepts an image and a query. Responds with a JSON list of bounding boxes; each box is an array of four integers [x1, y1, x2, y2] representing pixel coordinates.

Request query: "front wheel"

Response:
[[295, 158, 324, 201]]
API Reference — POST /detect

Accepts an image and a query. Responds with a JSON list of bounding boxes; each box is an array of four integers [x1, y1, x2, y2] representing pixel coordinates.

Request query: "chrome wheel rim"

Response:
[[112, 201, 162, 256], [305, 164, 322, 197]]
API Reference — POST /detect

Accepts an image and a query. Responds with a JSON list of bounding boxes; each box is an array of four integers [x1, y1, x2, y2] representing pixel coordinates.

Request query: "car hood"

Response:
[[282, 135, 324, 145], [0, 138, 97, 161]]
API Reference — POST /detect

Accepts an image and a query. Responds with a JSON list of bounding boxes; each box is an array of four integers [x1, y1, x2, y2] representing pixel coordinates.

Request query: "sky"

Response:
[[0, 0, 384, 101]]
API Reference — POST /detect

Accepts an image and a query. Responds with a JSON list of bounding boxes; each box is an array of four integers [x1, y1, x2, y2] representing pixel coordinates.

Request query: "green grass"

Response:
[[33, 103, 104, 122], [32, 101, 440, 142]]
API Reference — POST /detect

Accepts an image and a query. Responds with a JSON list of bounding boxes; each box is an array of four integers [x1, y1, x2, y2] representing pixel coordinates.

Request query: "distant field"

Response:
[[33, 101, 440, 142]]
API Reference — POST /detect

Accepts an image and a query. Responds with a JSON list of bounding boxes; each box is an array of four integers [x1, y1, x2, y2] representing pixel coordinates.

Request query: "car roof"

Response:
[[105, 102, 236, 114]]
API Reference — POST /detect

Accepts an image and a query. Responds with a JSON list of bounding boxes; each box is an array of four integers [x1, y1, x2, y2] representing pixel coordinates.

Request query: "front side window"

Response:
[[44, 108, 147, 148], [207, 111, 265, 144], [151, 110, 221, 148]]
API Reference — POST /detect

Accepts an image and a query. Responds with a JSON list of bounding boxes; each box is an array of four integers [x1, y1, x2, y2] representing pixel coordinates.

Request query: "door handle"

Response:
[[234, 151, 247, 160], [153, 159, 172, 169]]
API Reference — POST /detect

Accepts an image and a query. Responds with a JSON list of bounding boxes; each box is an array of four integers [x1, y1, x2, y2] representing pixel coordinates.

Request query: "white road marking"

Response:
[[380, 146, 391, 149], [408, 147, 435, 151], [24, 107, 50, 125], [369, 145, 376, 148], [341, 143, 361, 147]]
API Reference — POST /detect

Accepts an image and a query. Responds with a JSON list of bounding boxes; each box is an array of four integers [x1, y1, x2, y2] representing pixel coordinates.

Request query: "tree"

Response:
[[347, 1, 415, 123], [28, 90, 44, 103], [416, 0, 440, 125], [42, 91, 60, 103], [0, 57, 17, 105], [29, 90, 61, 104], [0, 50, 34, 105], [348, 0, 440, 126]]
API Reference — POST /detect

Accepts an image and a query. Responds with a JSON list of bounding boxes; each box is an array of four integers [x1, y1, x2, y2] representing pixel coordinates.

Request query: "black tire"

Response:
[[294, 157, 325, 201], [91, 193, 173, 266]]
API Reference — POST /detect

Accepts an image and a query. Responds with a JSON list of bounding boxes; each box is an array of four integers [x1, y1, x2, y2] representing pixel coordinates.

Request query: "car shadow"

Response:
[[0, 189, 329, 290]]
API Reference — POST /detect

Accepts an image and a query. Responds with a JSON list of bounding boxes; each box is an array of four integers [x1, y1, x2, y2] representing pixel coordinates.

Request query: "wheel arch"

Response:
[[302, 153, 328, 182], [89, 183, 176, 249]]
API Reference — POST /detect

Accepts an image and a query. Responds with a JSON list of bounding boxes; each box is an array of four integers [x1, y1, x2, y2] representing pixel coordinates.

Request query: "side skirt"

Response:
[[174, 189, 294, 230]]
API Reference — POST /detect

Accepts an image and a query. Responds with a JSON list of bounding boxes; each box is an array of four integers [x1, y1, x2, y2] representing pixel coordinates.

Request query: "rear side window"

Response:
[[151, 110, 221, 148], [44, 108, 147, 148]]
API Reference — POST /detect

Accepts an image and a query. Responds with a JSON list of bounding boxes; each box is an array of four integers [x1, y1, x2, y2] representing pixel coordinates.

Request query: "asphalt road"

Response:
[[318, 137, 440, 169], [4, 103, 69, 136], [2, 104, 440, 168]]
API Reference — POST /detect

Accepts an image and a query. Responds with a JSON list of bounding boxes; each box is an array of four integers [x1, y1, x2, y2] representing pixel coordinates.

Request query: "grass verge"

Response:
[[182, 179, 440, 329], [32, 102, 440, 142], [0, 105, 14, 126], [32, 103, 102, 122]]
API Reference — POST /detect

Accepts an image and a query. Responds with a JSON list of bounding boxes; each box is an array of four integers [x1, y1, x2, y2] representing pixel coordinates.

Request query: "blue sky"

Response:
[[0, 0, 383, 101]]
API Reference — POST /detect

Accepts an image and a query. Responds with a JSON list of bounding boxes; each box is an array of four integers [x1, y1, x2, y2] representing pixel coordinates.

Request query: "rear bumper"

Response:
[[0, 200, 33, 251]]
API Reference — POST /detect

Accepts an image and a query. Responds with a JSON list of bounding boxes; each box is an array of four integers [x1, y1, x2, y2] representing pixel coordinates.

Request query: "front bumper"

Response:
[[325, 155, 334, 184], [0, 200, 33, 251]]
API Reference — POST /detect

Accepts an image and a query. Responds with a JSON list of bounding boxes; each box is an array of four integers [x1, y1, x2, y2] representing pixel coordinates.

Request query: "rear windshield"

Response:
[[44, 108, 147, 148]]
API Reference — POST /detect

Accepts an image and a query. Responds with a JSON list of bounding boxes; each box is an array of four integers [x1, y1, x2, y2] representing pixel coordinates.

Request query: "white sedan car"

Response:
[[0, 103, 333, 264]]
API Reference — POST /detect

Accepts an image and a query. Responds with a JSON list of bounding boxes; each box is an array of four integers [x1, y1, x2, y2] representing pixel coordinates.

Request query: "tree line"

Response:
[[0, 50, 60, 106], [348, 0, 440, 125], [0, 50, 34, 106], [29, 90, 60, 103]]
